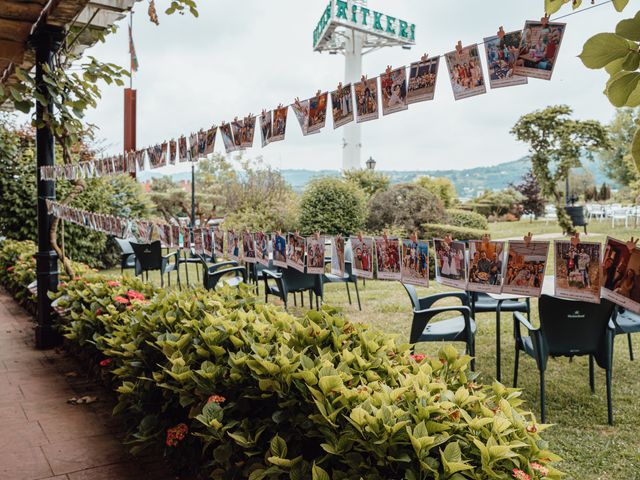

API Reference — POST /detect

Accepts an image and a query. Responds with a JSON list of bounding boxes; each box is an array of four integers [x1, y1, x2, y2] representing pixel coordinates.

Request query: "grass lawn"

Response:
[[101, 219, 640, 479]]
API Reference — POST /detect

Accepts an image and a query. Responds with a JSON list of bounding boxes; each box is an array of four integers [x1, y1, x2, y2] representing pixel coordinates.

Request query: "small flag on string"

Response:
[[129, 24, 139, 72]]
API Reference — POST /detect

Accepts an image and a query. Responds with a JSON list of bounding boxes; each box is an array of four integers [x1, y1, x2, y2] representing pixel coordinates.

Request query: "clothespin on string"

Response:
[[383, 229, 389, 242], [420, 53, 429, 62], [541, 14, 549, 28], [444, 234, 453, 246], [293, 97, 301, 108], [410, 231, 418, 243], [361, 74, 367, 84], [524, 232, 533, 248], [337, 81, 343, 91], [497, 26, 506, 39], [455, 41, 463, 55], [385, 65, 392, 76], [314, 231, 321, 241], [626, 237, 638, 253], [482, 233, 491, 246], [570, 232, 580, 247], [358, 231, 364, 243]]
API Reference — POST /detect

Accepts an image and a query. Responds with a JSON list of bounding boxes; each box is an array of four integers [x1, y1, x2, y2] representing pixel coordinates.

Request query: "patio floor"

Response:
[[0, 288, 177, 480]]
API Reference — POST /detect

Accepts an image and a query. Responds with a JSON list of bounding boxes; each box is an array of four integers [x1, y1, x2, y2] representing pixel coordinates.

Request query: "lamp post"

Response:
[[366, 156, 376, 171]]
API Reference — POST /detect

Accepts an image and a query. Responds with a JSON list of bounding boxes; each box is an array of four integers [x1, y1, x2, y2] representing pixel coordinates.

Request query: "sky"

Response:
[[82, 0, 627, 173]]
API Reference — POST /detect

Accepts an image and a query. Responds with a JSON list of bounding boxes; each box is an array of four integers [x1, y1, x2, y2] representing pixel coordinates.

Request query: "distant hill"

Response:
[[139, 156, 615, 199]]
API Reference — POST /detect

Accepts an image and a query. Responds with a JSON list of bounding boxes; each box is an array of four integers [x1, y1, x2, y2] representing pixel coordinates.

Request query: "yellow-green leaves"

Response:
[[441, 442, 474, 475], [579, 33, 632, 69], [613, 0, 630, 12], [606, 71, 640, 107], [544, 0, 577, 15], [616, 11, 640, 40], [632, 127, 640, 172]]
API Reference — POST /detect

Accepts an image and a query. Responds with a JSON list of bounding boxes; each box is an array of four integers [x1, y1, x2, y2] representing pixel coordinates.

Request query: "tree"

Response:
[[600, 108, 640, 187], [415, 176, 458, 208], [467, 189, 525, 220], [343, 169, 390, 197], [511, 169, 546, 219], [600, 182, 612, 201], [511, 105, 610, 233]]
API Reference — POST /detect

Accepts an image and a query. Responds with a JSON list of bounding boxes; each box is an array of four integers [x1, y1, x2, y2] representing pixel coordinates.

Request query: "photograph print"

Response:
[[407, 57, 439, 104], [219, 123, 237, 154], [189, 133, 198, 159], [287, 233, 306, 273], [197, 130, 207, 158], [178, 136, 188, 162], [444, 44, 487, 101], [272, 233, 287, 268], [260, 111, 273, 148], [306, 235, 325, 275], [503, 240, 549, 297], [231, 119, 244, 150], [242, 232, 256, 263], [226, 230, 240, 261], [204, 126, 217, 156], [483, 30, 528, 89], [554, 240, 601, 303], [354, 78, 379, 123], [514, 21, 566, 81], [255, 232, 270, 267], [401, 238, 429, 287], [330, 83, 354, 129], [292, 99, 319, 136], [374, 236, 402, 281], [271, 107, 288, 142], [601, 237, 640, 313], [350, 236, 374, 279], [380, 67, 408, 116], [203, 228, 213, 256], [467, 240, 506, 293], [433, 239, 467, 289], [331, 236, 346, 276], [307, 92, 328, 133], [214, 228, 224, 257], [193, 227, 204, 255]]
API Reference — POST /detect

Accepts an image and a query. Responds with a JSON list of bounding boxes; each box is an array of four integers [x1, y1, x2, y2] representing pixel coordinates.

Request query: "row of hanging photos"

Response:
[[46, 199, 640, 314], [40, 18, 567, 182]]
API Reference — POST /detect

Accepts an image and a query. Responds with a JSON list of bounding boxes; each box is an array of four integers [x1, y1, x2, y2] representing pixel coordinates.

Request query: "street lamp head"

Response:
[[366, 156, 376, 170]]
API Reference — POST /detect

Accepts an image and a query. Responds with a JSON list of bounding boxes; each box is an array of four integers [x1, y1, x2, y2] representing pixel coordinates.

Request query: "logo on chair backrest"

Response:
[[567, 310, 585, 319]]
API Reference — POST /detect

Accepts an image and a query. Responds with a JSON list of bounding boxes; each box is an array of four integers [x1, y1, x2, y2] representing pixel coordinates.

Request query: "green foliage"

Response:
[[298, 177, 366, 235], [511, 169, 546, 219], [544, 0, 628, 15], [445, 209, 488, 230], [366, 183, 446, 235], [421, 223, 489, 241], [511, 105, 610, 233], [600, 108, 640, 187], [467, 189, 525, 220], [415, 176, 458, 208], [343, 169, 390, 197], [44, 271, 562, 479]]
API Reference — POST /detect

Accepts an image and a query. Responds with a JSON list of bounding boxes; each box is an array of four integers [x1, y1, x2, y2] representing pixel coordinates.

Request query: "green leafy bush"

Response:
[[48, 275, 562, 479], [415, 176, 458, 208], [343, 168, 390, 197], [367, 183, 446, 234], [421, 223, 489, 241], [298, 177, 367, 235], [467, 189, 525, 220], [446, 209, 488, 230]]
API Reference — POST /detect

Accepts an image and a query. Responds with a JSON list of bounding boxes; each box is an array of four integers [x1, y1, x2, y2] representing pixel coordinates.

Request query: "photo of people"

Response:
[[172, 225, 181, 249], [255, 232, 270, 267], [374, 236, 401, 280], [287, 233, 306, 272], [401, 239, 429, 287], [331, 236, 345, 276], [169, 139, 177, 165], [380, 67, 408, 116], [306, 235, 325, 275], [554, 240, 601, 303], [514, 21, 566, 81], [226, 230, 239, 261], [260, 111, 272, 148], [242, 232, 256, 263], [331, 83, 354, 129], [197, 130, 207, 157], [503, 241, 549, 296], [193, 227, 204, 254], [181, 225, 190, 249], [350, 236, 374, 279], [434, 239, 467, 289], [231, 119, 244, 150], [292, 99, 319, 136], [272, 233, 287, 268], [241, 116, 256, 148], [204, 127, 217, 156], [271, 107, 287, 142], [444, 44, 487, 101], [203, 227, 213, 256], [178, 136, 188, 161], [354, 78, 379, 123], [407, 57, 439, 104], [219, 123, 236, 154], [484, 31, 528, 89], [214, 228, 224, 257], [467, 240, 506, 293], [158, 223, 171, 248], [189, 133, 198, 159], [601, 237, 640, 313], [307, 92, 328, 133]]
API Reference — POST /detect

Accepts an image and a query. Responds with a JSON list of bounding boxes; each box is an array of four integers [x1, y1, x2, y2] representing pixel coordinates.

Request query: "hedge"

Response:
[[420, 223, 490, 242], [446, 209, 489, 231], [0, 240, 562, 479]]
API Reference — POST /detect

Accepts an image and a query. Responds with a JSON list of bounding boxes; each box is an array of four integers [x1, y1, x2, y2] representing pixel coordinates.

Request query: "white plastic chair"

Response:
[[611, 207, 629, 228]]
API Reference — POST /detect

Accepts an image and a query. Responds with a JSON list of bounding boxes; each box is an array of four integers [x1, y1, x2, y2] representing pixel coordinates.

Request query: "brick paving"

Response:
[[0, 289, 177, 480]]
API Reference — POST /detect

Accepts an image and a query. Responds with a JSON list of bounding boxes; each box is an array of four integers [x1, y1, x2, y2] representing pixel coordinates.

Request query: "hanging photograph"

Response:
[[503, 240, 550, 297], [171, 225, 181, 248], [307, 92, 328, 133], [287, 232, 306, 273], [260, 111, 273, 148], [189, 132, 198, 159], [273, 233, 287, 268], [203, 227, 213, 257], [354, 78, 379, 123], [255, 232, 270, 267], [220, 123, 237, 154], [514, 21, 566, 81], [158, 223, 171, 248], [434, 239, 467, 289], [484, 31, 528, 89], [272, 107, 288, 142], [444, 44, 487, 101], [178, 136, 188, 162], [554, 240, 601, 303], [401, 239, 429, 287], [181, 225, 190, 249], [407, 57, 439, 104], [203, 127, 216, 156], [292, 99, 319, 136], [601, 237, 640, 313], [193, 227, 204, 254], [374, 236, 402, 280], [331, 236, 346, 276], [197, 130, 207, 157], [350, 236, 374, 279], [330, 84, 354, 129], [242, 232, 257, 263], [213, 228, 225, 257], [169, 139, 177, 165], [231, 119, 244, 150], [241, 116, 255, 148], [467, 239, 506, 293], [306, 235, 326, 275], [136, 149, 146, 171], [226, 230, 240, 261], [380, 67, 408, 116]]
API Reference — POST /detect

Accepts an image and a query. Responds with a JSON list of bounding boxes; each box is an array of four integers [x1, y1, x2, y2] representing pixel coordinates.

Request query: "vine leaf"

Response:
[[613, 0, 630, 12], [579, 33, 631, 69], [616, 11, 640, 40], [606, 71, 640, 107]]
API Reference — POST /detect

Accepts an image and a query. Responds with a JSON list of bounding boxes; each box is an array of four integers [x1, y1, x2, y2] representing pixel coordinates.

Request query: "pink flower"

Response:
[[73, 276, 81, 281], [512, 469, 531, 480], [126, 290, 145, 301], [166, 423, 188, 447], [59, 282, 67, 288], [95, 308, 103, 316], [107, 280, 121, 287], [113, 295, 129, 305], [207, 395, 226, 404], [410, 353, 426, 362], [531, 463, 549, 476], [99, 358, 112, 367], [526, 424, 538, 434], [6, 266, 14, 272]]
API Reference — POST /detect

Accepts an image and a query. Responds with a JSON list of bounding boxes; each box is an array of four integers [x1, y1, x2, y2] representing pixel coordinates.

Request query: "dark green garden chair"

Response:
[[114, 237, 136, 275], [513, 295, 616, 425], [402, 284, 476, 371], [322, 260, 361, 310], [196, 254, 245, 290], [611, 306, 640, 361], [263, 267, 323, 311], [130, 241, 180, 288]]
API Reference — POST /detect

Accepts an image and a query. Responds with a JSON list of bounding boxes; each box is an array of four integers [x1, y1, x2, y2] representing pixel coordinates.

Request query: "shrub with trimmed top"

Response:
[[446, 209, 489, 230], [421, 223, 489, 242]]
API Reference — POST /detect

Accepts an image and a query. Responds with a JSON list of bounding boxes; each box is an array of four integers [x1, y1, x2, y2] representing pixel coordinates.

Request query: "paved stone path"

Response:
[[0, 289, 177, 480]]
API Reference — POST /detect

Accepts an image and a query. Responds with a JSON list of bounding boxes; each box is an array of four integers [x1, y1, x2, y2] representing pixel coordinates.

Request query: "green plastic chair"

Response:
[[263, 267, 323, 311], [196, 255, 245, 290], [513, 295, 615, 425], [611, 306, 640, 361]]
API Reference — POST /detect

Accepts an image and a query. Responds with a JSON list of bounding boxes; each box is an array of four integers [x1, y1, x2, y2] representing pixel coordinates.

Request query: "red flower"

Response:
[[531, 462, 549, 476], [410, 353, 426, 362], [73, 276, 81, 281], [113, 295, 129, 304], [95, 308, 103, 316], [99, 358, 112, 367], [107, 280, 121, 287], [59, 282, 67, 288], [526, 423, 538, 434], [126, 290, 145, 301], [512, 469, 531, 480], [6, 266, 14, 272], [207, 395, 226, 404], [166, 423, 188, 447]]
